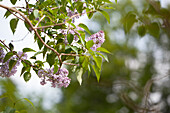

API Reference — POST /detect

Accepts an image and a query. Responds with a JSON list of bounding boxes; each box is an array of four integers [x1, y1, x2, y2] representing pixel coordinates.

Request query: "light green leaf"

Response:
[[78, 23, 91, 35], [93, 55, 102, 69], [96, 47, 111, 54], [96, 52, 109, 62], [24, 98, 36, 109], [77, 68, 83, 85], [53, 63, 59, 74], [10, 18, 19, 34], [91, 64, 101, 82], [33, 10, 39, 18], [86, 40, 94, 49], [98, 10, 110, 23], [23, 72, 31, 82]]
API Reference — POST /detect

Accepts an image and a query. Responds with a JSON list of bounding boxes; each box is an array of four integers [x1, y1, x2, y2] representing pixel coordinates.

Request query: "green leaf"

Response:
[[98, 10, 110, 23], [86, 8, 93, 19], [33, 10, 39, 18], [93, 55, 102, 69], [86, 40, 94, 49], [123, 12, 138, 33], [78, 23, 91, 35], [138, 25, 146, 37], [4, 10, 11, 18], [9, 59, 17, 72], [23, 72, 31, 82], [91, 64, 101, 82], [77, 68, 83, 85], [67, 34, 74, 44], [9, 43, 14, 51], [96, 52, 109, 62], [3, 52, 14, 63], [53, 63, 59, 74], [3, 107, 16, 113], [115, 0, 117, 3], [23, 48, 36, 52], [147, 22, 160, 38], [20, 66, 27, 76], [10, 0, 17, 5], [23, 98, 35, 109], [96, 47, 111, 54], [10, 18, 19, 34], [70, 46, 78, 54], [46, 53, 55, 67]]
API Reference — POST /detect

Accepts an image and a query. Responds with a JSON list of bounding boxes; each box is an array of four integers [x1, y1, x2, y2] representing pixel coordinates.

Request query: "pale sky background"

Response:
[[0, 0, 170, 110]]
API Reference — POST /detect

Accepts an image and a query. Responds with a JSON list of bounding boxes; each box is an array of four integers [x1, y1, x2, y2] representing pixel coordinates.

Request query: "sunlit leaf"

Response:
[[77, 68, 83, 85], [78, 23, 91, 35], [98, 10, 110, 23]]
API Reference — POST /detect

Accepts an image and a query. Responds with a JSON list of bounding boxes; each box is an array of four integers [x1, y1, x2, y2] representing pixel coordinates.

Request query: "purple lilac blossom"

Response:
[[0, 47, 28, 78], [38, 67, 71, 88], [87, 30, 105, 51]]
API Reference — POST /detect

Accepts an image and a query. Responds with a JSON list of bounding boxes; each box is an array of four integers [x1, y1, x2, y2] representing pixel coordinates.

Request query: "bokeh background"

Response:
[[1, 0, 170, 113]]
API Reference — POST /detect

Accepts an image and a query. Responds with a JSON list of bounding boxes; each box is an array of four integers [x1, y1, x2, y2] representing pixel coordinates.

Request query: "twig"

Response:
[[0, 40, 37, 69], [7, 9, 25, 21], [35, 15, 46, 28]]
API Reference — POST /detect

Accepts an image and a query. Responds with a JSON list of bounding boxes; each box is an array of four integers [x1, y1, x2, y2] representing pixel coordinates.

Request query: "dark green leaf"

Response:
[[86, 40, 94, 49], [78, 23, 91, 35], [98, 10, 110, 23], [20, 66, 27, 76], [3, 52, 14, 63], [67, 34, 74, 44], [138, 25, 146, 37], [9, 59, 17, 72], [10, 18, 19, 34], [10, 0, 17, 5], [23, 48, 36, 52], [46, 53, 55, 67], [9, 43, 14, 51], [4, 10, 11, 18], [23, 72, 31, 82]]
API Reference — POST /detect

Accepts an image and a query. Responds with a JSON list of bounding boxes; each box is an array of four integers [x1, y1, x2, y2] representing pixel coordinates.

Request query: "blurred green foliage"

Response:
[[1, 0, 170, 113]]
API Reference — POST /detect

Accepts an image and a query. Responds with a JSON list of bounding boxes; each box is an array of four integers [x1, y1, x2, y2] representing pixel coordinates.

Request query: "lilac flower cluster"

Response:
[[59, 26, 84, 45], [0, 47, 27, 78], [38, 67, 71, 88], [87, 30, 105, 51]]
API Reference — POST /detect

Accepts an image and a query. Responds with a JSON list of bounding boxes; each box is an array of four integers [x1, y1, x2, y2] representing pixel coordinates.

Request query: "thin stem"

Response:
[[34, 10, 96, 29]]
